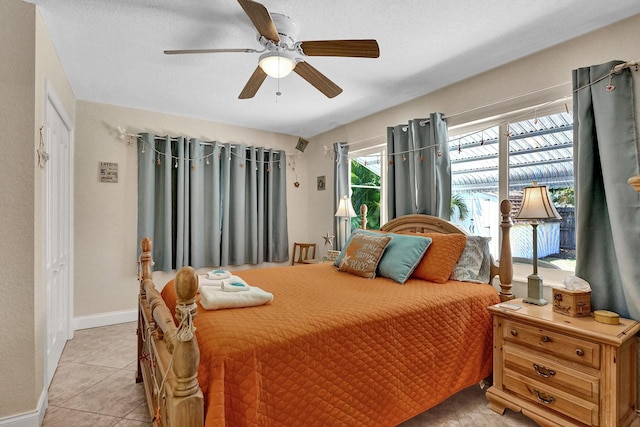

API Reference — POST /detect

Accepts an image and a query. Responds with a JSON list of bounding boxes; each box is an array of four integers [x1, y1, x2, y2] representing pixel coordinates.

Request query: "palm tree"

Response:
[[450, 194, 469, 221]]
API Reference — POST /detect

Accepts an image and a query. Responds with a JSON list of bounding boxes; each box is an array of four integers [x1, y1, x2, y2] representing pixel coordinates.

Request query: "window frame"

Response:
[[447, 102, 575, 283], [348, 147, 387, 229]]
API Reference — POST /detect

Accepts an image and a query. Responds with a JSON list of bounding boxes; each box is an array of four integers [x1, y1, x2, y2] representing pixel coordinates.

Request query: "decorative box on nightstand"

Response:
[[486, 299, 640, 427]]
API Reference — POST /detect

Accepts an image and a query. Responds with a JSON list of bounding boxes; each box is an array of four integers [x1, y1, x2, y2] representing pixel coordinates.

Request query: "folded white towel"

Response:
[[199, 274, 248, 289], [221, 280, 250, 292], [198, 275, 223, 287], [207, 269, 231, 280], [199, 285, 273, 310]]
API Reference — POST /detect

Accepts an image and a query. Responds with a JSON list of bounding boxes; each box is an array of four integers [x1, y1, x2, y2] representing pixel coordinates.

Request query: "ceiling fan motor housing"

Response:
[[268, 13, 299, 48]]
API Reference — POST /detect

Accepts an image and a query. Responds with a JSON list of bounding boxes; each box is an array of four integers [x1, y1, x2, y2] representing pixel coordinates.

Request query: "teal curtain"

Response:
[[334, 142, 350, 249], [387, 112, 451, 219], [137, 134, 289, 270], [573, 60, 640, 320]]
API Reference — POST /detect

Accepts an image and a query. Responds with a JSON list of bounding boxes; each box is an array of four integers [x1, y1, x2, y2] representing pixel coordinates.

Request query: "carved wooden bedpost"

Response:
[[499, 200, 515, 301], [360, 204, 368, 230], [169, 267, 203, 425], [139, 237, 153, 294], [136, 237, 153, 384]]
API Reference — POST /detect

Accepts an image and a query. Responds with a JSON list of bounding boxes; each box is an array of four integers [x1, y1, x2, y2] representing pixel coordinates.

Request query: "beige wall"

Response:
[[0, 0, 37, 417], [0, 0, 75, 418], [73, 101, 308, 318]]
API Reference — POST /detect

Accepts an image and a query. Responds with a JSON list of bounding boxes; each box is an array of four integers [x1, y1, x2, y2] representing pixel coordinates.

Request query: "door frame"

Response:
[[43, 78, 74, 386]]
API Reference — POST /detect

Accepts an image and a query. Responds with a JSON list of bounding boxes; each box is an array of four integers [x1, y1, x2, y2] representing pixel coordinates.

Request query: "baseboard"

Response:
[[0, 389, 47, 427], [73, 309, 137, 330]]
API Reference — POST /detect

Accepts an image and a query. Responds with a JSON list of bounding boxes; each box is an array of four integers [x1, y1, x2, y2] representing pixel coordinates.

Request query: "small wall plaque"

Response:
[[99, 162, 118, 183], [296, 137, 309, 152], [317, 175, 326, 191]]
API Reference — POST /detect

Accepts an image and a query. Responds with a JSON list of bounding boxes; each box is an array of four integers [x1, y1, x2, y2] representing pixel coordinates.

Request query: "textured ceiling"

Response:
[[28, 0, 640, 138]]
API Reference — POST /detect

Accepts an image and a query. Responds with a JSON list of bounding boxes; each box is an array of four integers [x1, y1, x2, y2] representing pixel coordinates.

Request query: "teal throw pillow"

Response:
[[335, 229, 432, 284]]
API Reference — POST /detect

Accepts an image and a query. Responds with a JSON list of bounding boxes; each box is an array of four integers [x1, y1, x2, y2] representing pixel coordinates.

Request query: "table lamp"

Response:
[[334, 195, 357, 250], [514, 182, 562, 306]]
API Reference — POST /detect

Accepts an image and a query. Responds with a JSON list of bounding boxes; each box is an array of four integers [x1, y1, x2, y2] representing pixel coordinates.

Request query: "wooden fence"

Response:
[[556, 206, 575, 253]]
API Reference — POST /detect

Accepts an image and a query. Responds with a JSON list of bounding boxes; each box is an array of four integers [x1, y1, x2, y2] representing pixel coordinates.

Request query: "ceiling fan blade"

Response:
[[298, 40, 380, 58], [237, 0, 280, 43], [164, 48, 258, 55], [239, 66, 268, 99], [293, 61, 343, 98]]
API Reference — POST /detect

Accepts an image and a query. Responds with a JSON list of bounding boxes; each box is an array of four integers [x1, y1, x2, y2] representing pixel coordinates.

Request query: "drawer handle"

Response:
[[541, 335, 551, 343], [533, 389, 556, 405], [510, 329, 518, 336], [533, 363, 556, 378], [576, 348, 584, 357]]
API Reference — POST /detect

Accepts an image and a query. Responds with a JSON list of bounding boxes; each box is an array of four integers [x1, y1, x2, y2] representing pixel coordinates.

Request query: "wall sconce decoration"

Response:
[[37, 126, 50, 168]]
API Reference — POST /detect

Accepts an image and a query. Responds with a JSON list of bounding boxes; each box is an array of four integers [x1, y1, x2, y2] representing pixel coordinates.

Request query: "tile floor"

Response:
[[44, 322, 538, 426], [43, 322, 150, 426]]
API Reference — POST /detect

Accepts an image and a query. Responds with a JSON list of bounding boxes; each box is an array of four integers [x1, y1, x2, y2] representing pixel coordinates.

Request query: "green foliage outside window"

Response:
[[350, 160, 381, 230], [549, 187, 574, 207]]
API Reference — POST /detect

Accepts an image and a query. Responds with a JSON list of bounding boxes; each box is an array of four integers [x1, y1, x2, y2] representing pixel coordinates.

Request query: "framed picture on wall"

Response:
[[99, 162, 118, 183], [317, 176, 326, 191]]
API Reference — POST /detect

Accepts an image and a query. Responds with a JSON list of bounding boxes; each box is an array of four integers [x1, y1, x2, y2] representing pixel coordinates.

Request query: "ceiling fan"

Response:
[[164, 0, 380, 99]]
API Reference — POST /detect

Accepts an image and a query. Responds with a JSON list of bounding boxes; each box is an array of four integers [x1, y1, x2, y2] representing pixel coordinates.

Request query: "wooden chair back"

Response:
[[291, 243, 317, 265]]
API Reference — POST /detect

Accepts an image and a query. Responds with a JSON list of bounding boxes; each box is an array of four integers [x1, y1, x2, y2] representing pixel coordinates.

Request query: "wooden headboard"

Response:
[[360, 200, 515, 301]]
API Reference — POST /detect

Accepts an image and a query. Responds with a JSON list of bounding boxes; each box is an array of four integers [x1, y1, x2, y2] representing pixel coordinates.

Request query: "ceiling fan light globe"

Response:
[[259, 52, 295, 78]]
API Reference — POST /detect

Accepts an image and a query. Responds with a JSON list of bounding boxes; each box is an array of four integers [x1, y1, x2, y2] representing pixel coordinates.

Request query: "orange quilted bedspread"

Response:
[[161, 263, 499, 427]]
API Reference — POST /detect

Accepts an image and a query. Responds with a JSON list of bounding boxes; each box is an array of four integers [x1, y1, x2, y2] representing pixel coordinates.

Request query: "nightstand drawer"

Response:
[[504, 345, 599, 402], [504, 371, 599, 426], [503, 319, 600, 368]]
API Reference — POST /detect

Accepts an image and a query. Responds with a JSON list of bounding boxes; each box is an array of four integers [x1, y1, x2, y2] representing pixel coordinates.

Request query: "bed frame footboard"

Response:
[[137, 238, 204, 427]]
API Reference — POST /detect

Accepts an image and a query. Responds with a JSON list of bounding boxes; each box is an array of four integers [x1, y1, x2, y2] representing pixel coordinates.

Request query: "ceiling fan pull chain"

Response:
[[276, 75, 282, 101]]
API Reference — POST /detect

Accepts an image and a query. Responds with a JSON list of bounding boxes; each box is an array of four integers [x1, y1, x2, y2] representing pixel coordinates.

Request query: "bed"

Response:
[[136, 200, 515, 427]]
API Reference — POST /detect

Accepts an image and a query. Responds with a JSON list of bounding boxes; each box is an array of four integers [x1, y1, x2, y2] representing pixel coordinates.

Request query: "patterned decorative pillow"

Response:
[[406, 233, 467, 283], [450, 236, 492, 283], [333, 232, 357, 267], [353, 230, 433, 284], [337, 233, 392, 279]]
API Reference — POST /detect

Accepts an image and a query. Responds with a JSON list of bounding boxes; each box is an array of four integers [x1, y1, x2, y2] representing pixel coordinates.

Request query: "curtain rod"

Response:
[[116, 128, 299, 157], [612, 59, 640, 73], [444, 81, 571, 121]]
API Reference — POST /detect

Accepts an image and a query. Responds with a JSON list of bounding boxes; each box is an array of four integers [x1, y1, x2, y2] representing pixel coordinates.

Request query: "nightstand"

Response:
[[486, 299, 640, 427]]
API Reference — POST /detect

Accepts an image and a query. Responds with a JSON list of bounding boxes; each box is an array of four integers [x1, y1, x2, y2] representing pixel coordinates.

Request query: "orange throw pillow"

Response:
[[408, 233, 467, 283]]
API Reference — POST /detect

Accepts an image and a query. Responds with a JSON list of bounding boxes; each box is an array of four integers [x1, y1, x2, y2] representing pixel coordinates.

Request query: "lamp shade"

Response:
[[515, 182, 562, 220], [334, 196, 357, 218], [259, 52, 295, 78]]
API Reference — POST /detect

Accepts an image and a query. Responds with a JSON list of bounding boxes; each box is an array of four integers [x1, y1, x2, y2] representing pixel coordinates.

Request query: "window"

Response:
[[449, 111, 576, 271], [508, 112, 575, 271], [449, 126, 500, 257], [350, 153, 383, 230]]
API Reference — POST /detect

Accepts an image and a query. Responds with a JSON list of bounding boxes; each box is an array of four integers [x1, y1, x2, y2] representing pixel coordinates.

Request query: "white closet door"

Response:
[[44, 83, 73, 387]]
